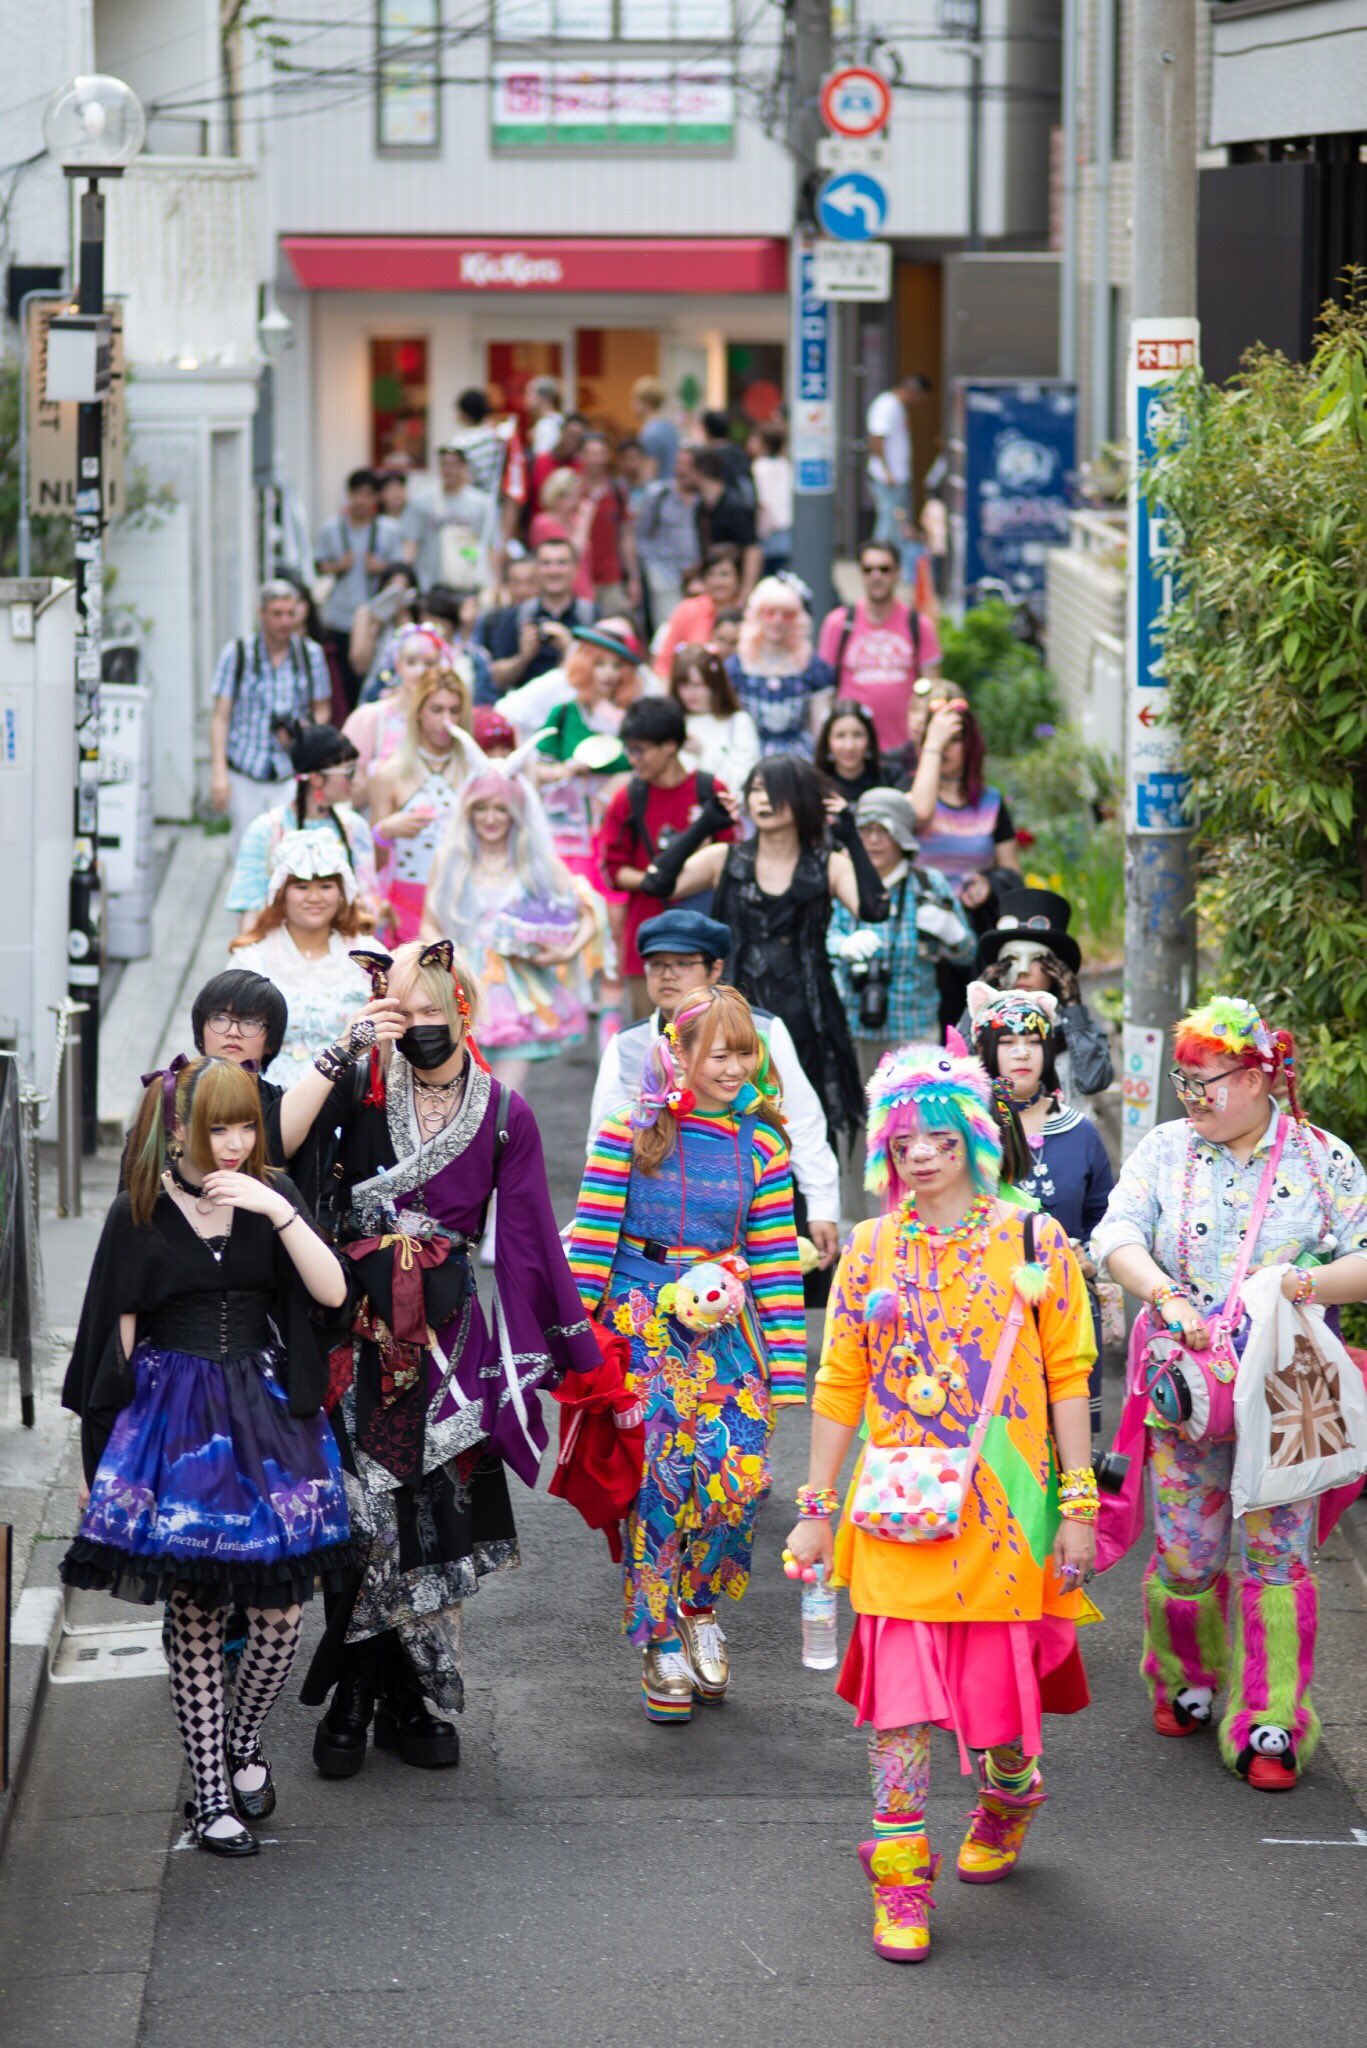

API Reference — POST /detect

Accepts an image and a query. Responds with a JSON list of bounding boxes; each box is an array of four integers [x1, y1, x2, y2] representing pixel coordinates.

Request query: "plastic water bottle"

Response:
[[801, 1564, 838, 1671]]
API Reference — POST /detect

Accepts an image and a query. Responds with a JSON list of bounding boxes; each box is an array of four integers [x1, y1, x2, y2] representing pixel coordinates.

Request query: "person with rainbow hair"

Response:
[[1092, 995, 1367, 1792], [567, 984, 805, 1723], [785, 1040, 1096, 1964]]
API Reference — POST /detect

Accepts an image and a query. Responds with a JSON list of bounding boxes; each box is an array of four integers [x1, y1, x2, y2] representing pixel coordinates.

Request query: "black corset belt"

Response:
[[144, 1292, 275, 1359]]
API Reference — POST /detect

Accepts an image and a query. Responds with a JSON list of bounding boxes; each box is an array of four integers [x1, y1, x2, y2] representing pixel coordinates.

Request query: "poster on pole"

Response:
[[791, 241, 834, 495], [1126, 316, 1199, 835]]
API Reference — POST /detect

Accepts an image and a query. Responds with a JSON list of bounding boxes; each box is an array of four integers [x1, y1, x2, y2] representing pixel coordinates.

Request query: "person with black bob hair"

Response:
[[642, 751, 890, 1150], [225, 721, 378, 932]]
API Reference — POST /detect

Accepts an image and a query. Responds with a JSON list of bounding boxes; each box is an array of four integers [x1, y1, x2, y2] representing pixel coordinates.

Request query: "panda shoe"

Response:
[[1152, 1685, 1214, 1739], [1244, 1724, 1298, 1792]]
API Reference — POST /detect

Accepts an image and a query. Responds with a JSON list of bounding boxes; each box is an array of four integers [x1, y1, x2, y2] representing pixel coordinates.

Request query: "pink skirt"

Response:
[[837, 1613, 1089, 1772]]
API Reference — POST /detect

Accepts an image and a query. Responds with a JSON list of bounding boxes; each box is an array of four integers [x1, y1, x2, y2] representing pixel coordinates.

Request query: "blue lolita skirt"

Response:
[[62, 1343, 355, 1608]]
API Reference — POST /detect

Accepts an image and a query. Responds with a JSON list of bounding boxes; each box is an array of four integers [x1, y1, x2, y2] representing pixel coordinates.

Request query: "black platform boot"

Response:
[[312, 1670, 374, 1779], [373, 1657, 460, 1770]]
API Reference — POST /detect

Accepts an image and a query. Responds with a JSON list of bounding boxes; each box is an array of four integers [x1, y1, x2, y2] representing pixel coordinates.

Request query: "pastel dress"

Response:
[[568, 1107, 806, 1641], [231, 928, 379, 1088], [383, 770, 463, 942], [450, 867, 589, 1058], [818, 1204, 1096, 1769]]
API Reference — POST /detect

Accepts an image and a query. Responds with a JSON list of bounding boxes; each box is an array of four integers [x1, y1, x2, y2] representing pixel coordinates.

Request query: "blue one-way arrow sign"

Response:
[[816, 170, 888, 243]]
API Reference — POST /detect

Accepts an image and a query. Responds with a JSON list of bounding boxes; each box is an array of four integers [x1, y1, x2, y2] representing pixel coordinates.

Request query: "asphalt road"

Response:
[[4, 1034, 1366, 2046]]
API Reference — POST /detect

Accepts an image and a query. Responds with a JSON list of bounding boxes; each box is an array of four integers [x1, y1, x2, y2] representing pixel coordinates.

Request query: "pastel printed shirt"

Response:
[[1090, 1107, 1367, 1316]]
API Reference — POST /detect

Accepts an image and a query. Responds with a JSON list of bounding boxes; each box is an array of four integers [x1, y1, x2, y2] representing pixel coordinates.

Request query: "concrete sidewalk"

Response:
[[1, 825, 231, 1851]]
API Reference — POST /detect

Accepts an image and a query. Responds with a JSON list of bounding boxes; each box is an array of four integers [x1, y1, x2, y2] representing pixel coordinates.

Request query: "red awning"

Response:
[[281, 235, 787, 296]]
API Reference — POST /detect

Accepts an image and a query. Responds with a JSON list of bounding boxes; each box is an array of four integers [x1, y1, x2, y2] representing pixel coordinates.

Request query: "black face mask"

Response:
[[397, 1023, 458, 1073]]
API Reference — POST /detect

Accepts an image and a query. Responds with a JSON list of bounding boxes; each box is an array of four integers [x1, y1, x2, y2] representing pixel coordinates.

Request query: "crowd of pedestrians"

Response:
[[57, 375, 1367, 1975]]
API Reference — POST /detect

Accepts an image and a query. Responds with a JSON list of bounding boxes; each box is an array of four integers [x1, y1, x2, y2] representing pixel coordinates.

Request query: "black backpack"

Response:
[[626, 770, 715, 860]]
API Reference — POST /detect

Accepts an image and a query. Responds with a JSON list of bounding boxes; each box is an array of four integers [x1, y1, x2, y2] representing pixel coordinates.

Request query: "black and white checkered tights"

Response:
[[164, 1590, 303, 1828]]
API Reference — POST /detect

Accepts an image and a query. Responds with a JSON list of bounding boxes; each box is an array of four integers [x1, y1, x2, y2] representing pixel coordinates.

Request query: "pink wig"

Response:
[[737, 576, 813, 674]]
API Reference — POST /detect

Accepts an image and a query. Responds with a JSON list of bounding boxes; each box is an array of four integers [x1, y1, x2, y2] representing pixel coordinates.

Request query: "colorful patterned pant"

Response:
[[1148, 1429, 1314, 1592], [610, 1292, 773, 1645]]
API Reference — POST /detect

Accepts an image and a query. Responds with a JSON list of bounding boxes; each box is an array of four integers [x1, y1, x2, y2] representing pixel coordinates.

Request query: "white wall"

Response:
[[93, 0, 222, 155], [1210, 0, 1367, 145], [0, 578, 76, 1126], [102, 158, 258, 368], [250, 0, 1051, 250]]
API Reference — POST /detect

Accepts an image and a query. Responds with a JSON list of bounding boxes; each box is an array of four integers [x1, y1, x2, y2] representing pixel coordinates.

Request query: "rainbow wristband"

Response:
[[796, 1484, 839, 1520]]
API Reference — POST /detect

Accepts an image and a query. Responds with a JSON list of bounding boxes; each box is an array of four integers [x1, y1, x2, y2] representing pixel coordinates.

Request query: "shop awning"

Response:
[[281, 235, 788, 296]]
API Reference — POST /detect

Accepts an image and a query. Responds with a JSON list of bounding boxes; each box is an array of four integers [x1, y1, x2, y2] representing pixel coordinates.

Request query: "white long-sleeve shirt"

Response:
[[587, 1007, 840, 1225]]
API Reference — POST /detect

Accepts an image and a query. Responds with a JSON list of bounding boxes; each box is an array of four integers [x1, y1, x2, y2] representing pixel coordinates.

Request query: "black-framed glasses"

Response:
[[206, 1014, 268, 1038], [1168, 1064, 1245, 1105]]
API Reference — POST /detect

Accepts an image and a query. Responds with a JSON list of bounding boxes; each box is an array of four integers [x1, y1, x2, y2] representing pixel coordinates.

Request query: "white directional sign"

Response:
[[812, 240, 892, 302], [815, 170, 888, 242], [816, 136, 889, 174]]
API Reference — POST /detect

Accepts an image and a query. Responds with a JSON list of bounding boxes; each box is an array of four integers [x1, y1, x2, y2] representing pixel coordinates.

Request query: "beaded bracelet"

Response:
[[796, 1484, 839, 1520], [1291, 1267, 1315, 1308], [1151, 1282, 1184, 1314], [1058, 1464, 1100, 1525]]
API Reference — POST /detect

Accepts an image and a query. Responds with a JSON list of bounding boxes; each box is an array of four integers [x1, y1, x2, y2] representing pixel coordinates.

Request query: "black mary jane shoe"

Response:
[[227, 1743, 277, 1821], [312, 1674, 374, 1780], [185, 1801, 259, 1859], [373, 1696, 461, 1770]]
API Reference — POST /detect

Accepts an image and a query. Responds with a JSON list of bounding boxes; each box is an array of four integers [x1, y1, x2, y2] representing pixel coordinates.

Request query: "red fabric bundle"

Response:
[[549, 1319, 645, 1562]]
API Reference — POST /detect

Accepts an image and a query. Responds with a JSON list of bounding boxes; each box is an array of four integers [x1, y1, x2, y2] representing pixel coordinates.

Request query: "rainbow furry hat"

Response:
[[864, 1039, 1003, 1206]]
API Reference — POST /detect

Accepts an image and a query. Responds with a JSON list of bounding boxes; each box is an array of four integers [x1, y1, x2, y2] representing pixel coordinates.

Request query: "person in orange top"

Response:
[[785, 1040, 1096, 1965]]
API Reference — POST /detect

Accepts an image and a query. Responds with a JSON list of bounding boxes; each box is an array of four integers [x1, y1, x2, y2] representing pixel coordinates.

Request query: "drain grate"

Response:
[[50, 1625, 169, 1683]]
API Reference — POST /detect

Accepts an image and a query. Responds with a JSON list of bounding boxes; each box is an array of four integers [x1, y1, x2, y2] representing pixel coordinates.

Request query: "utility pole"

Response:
[[70, 180, 107, 1154], [787, 0, 837, 621], [1122, 0, 1199, 1155]]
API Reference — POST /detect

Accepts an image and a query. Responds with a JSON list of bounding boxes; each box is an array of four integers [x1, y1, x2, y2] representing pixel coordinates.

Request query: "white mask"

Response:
[[999, 939, 1051, 986]]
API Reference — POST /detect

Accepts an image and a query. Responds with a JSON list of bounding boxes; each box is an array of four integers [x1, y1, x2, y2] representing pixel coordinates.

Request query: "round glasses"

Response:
[[205, 1014, 268, 1038]]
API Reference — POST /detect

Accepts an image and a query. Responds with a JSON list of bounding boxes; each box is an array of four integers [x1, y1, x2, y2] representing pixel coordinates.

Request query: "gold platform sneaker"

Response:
[[641, 1640, 695, 1724], [678, 1611, 730, 1704]]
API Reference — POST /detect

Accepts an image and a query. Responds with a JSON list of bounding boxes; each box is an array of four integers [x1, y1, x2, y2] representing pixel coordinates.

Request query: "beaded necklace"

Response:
[[893, 1196, 995, 1375]]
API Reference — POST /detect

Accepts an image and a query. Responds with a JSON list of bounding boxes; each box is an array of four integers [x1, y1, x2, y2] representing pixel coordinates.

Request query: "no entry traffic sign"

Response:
[[819, 67, 892, 140]]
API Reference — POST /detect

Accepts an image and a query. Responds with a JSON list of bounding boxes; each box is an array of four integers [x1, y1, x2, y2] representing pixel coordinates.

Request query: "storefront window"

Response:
[[371, 338, 430, 468], [727, 342, 784, 424]]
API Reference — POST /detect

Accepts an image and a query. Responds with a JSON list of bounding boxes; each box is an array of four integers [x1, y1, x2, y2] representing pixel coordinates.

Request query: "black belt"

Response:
[[145, 1292, 275, 1359]]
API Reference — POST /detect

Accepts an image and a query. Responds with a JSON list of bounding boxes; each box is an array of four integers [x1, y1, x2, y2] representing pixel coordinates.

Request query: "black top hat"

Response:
[[975, 887, 1082, 975]]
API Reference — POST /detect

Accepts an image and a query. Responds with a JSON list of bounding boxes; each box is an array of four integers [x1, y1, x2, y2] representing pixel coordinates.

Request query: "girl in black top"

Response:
[[645, 754, 890, 1148], [814, 701, 893, 807], [62, 1059, 352, 1857]]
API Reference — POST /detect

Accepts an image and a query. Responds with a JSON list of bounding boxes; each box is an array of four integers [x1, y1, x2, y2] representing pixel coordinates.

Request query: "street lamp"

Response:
[[42, 72, 144, 1153]]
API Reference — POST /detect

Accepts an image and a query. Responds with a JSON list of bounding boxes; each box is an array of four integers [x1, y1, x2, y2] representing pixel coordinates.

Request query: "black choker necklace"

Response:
[[1011, 1084, 1048, 1109], [168, 1160, 215, 1214]]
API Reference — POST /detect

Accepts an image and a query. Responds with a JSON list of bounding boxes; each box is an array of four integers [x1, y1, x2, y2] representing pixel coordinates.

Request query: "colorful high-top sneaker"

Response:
[[857, 1835, 939, 1963], [956, 1771, 1048, 1883]]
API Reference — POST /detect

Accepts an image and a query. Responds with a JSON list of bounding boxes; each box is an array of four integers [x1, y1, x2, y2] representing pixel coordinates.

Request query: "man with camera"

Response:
[[484, 535, 594, 695], [828, 788, 974, 1215]]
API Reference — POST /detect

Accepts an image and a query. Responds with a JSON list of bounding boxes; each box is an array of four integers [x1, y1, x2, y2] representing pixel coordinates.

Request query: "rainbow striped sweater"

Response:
[[567, 1108, 809, 1404]]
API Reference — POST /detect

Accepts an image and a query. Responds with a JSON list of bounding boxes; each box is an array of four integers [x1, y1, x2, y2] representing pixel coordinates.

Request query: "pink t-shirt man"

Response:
[[816, 600, 942, 751]]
